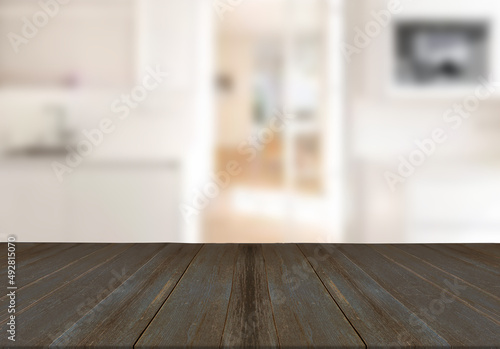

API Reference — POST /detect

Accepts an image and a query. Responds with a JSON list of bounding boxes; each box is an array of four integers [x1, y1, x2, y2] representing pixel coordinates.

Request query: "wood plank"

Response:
[[262, 244, 365, 348], [0, 243, 165, 347], [397, 244, 500, 296], [0, 243, 75, 276], [0, 243, 498, 347], [16, 243, 39, 250], [50, 243, 202, 347], [0, 244, 131, 321], [17, 243, 76, 265], [0, 242, 38, 269], [4, 242, 38, 250], [338, 244, 500, 347], [298, 244, 449, 348], [19, 243, 106, 286], [0, 242, 39, 257], [426, 244, 500, 276], [0, 243, 36, 269], [221, 244, 279, 348], [136, 244, 237, 348], [462, 243, 500, 261], [373, 244, 500, 324]]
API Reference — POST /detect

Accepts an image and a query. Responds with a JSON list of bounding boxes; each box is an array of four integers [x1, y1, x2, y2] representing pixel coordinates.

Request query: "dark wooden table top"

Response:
[[0, 243, 499, 348]]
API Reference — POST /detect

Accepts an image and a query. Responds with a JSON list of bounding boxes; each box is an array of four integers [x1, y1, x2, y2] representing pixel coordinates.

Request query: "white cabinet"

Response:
[[0, 164, 65, 241], [0, 161, 180, 242], [65, 164, 179, 242]]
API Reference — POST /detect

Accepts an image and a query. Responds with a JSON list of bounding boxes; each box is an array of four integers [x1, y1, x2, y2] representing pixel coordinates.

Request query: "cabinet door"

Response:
[[0, 166, 65, 241], [66, 165, 179, 242]]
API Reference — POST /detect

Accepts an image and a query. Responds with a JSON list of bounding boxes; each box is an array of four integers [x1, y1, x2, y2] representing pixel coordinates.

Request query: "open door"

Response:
[[203, 0, 344, 242]]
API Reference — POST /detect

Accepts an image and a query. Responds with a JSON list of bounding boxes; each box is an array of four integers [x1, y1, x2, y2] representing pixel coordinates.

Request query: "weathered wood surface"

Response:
[[298, 244, 449, 347], [336, 244, 500, 348], [221, 244, 279, 348], [0, 243, 77, 281], [374, 244, 500, 324], [396, 244, 499, 296], [262, 244, 365, 348], [135, 244, 238, 348], [0, 244, 130, 321], [0, 243, 498, 348], [2, 243, 164, 347], [52, 243, 202, 347], [428, 244, 500, 273], [463, 243, 500, 260]]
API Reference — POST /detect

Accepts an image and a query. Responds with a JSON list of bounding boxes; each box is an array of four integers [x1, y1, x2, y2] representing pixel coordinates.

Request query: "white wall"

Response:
[[0, 0, 212, 242], [345, 0, 500, 242]]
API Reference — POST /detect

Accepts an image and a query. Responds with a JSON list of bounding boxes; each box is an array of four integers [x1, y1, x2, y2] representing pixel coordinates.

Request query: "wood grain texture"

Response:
[[0, 244, 129, 322], [261, 244, 365, 348], [17, 243, 76, 267], [338, 244, 500, 348], [373, 244, 500, 324], [463, 243, 500, 260], [51, 243, 202, 347], [0, 242, 38, 266], [0, 243, 164, 347], [397, 244, 499, 296], [20, 243, 106, 286], [427, 244, 500, 273], [135, 244, 238, 348], [0, 243, 498, 348], [0, 243, 76, 281], [298, 244, 449, 348], [221, 244, 279, 348]]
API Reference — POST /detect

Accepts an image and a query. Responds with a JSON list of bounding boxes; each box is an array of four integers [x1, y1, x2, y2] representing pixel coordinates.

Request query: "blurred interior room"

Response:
[[0, 0, 499, 243]]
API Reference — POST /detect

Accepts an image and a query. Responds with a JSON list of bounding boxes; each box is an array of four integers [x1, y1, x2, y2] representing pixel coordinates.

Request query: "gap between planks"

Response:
[[133, 244, 205, 347], [296, 244, 368, 348]]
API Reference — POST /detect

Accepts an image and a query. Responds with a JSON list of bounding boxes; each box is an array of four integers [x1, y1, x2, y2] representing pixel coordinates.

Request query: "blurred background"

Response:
[[0, 0, 499, 243]]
